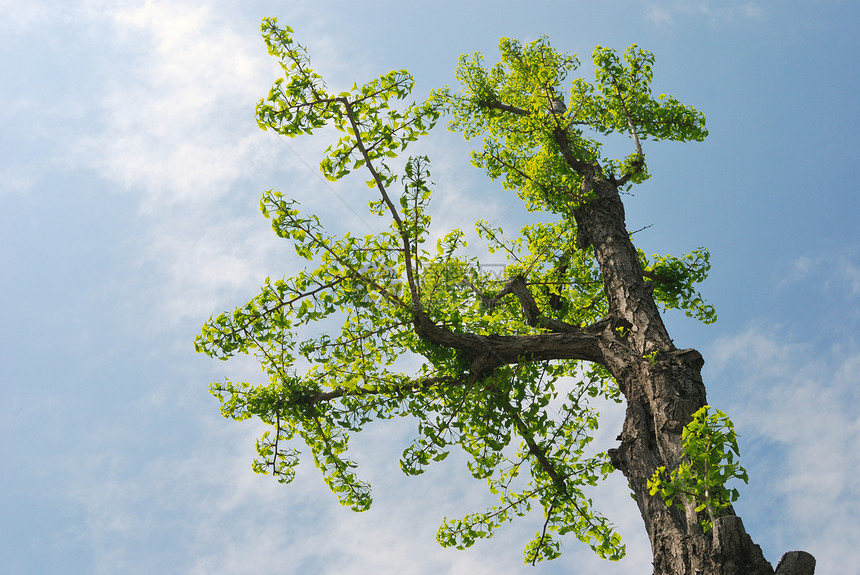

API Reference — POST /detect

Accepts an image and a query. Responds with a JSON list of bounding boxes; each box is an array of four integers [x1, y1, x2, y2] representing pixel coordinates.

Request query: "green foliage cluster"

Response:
[[647, 406, 749, 533], [640, 248, 717, 324], [439, 39, 706, 215], [196, 18, 720, 564]]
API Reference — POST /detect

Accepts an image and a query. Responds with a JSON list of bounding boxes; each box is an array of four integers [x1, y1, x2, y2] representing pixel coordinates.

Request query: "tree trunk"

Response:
[[775, 551, 816, 575], [575, 177, 795, 574]]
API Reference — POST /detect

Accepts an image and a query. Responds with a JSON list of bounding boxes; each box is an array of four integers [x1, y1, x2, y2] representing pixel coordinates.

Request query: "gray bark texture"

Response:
[[775, 551, 816, 575], [573, 177, 814, 574]]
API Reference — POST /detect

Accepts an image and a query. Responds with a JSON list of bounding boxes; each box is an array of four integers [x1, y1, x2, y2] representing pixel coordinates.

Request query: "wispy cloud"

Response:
[[0, 164, 38, 195], [646, 1, 765, 26], [43, 2, 339, 339], [67, 402, 655, 575], [70, 1, 276, 209], [782, 251, 860, 299], [0, 0, 53, 34], [645, 6, 675, 26], [67, 0, 381, 212], [709, 327, 860, 573]]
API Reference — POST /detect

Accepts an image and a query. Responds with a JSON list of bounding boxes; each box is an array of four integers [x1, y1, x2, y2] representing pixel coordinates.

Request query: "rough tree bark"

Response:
[[570, 174, 810, 574]]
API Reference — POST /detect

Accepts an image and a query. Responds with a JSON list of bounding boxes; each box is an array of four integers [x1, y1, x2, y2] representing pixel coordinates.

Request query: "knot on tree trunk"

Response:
[[774, 551, 816, 575]]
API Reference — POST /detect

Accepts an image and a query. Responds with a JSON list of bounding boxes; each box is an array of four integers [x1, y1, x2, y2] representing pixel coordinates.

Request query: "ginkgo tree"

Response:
[[196, 18, 814, 575]]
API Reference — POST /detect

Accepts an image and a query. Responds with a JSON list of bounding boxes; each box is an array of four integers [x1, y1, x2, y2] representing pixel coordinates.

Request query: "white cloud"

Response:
[[72, 0, 278, 209], [67, 404, 656, 575], [67, 0, 382, 212], [0, 0, 53, 33], [783, 251, 860, 299], [136, 210, 289, 331], [645, 1, 766, 26], [0, 164, 38, 195], [841, 259, 860, 296], [709, 327, 860, 573], [646, 6, 675, 26], [740, 3, 765, 20], [53, 1, 374, 341]]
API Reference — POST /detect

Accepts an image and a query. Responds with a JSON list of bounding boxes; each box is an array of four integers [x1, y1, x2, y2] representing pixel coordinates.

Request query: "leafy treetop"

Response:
[[196, 17, 714, 564]]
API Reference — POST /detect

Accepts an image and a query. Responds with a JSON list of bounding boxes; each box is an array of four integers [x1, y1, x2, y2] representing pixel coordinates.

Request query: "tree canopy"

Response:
[[196, 17, 730, 567]]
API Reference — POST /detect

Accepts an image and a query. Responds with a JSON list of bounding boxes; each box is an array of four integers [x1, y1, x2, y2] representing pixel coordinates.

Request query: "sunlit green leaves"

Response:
[[321, 73, 441, 183], [588, 45, 707, 144], [255, 17, 440, 187], [437, 36, 592, 213], [256, 17, 337, 136], [254, 429, 301, 484], [647, 406, 749, 533], [437, 37, 708, 209], [476, 219, 606, 328], [436, 369, 624, 562], [640, 248, 717, 324]]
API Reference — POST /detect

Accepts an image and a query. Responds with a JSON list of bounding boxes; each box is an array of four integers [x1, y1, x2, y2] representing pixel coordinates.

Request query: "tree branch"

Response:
[[504, 404, 569, 494], [412, 316, 606, 378], [482, 101, 531, 116], [532, 498, 557, 566], [341, 98, 423, 314], [304, 375, 458, 405], [476, 275, 582, 333]]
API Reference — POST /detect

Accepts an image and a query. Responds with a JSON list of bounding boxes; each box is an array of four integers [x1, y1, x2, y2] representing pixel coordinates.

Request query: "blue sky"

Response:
[[2, 1, 858, 573]]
